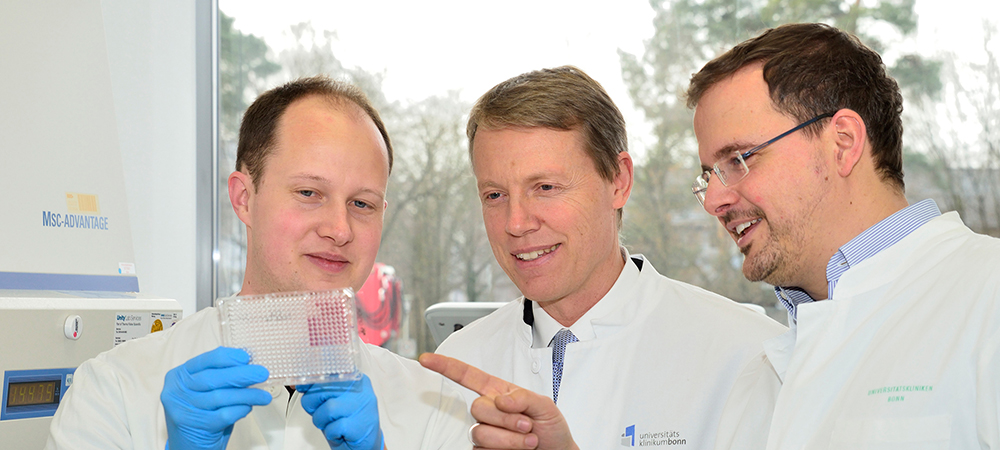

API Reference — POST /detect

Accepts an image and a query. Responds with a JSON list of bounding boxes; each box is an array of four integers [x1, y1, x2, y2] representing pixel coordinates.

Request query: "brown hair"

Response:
[[687, 23, 904, 191], [467, 66, 628, 225], [236, 76, 393, 189], [467, 65, 627, 181]]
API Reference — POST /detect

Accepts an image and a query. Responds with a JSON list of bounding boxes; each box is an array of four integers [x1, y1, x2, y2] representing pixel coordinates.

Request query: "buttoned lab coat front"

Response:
[[715, 212, 1000, 450], [437, 256, 787, 449], [45, 306, 472, 450]]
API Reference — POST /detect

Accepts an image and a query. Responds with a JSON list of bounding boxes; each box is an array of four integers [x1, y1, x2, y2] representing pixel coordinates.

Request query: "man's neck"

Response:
[[537, 252, 627, 327], [538, 299, 598, 328], [799, 193, 910, 300]]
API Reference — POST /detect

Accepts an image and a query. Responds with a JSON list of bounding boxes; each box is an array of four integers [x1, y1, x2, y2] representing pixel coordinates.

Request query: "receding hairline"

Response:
[[282, 93, 379, 128], [252, 93, 390, 186]]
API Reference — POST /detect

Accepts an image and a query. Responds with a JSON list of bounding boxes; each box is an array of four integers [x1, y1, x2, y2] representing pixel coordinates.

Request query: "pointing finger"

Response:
[[418, 353, 515, 399]]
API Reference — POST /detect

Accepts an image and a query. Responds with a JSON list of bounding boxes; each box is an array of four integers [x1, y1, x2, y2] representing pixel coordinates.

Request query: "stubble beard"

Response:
[[737, 211, 802, 287], [739, 152, 828, 288], [741, 237, 782, 283]]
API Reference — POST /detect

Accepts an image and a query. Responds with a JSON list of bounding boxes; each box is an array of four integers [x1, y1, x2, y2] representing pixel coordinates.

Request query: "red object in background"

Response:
[[355, 263, 403, 347]]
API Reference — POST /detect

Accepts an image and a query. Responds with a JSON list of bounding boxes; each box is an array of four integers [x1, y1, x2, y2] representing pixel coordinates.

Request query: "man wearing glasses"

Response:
[[424, 23, 1000, 450], [688, 23, 1000, 449]]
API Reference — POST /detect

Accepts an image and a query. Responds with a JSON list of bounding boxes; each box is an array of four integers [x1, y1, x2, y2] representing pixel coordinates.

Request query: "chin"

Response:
[[306, 282, 356, 293], [520, 286, 563, 304], [741, 258, 773, 284], [742, 268, 766, 283]]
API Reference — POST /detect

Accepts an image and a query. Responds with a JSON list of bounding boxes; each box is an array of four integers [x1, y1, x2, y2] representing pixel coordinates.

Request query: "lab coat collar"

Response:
[[773, 199, 942, 322], [764, 212, 968, 382], [761, 323, 797, 383], [832, 211, 965, 300], [529, 251, 641, 348], [762, 212, 966, 384]]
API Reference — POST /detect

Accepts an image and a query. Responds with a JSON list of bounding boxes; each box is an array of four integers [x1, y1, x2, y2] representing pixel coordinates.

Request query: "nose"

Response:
[[701, 174, 738, 217], [505, 196, 539, 237], [318, 204, 354, 245]]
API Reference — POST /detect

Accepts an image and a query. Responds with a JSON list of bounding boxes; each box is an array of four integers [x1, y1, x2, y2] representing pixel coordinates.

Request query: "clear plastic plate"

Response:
[[217, 289, 362, 386]]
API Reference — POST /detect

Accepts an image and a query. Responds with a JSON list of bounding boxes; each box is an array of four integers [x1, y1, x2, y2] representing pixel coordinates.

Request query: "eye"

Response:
[[720, 153, 745, 172], [481, 191, 506, 205], [539, 184, 555, 191], [298, 190, 317, 198], [352, 200, 372, 209]]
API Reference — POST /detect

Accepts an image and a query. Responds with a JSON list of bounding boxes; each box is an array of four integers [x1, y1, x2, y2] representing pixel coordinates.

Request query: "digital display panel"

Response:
[[6, 380, 59, 407]]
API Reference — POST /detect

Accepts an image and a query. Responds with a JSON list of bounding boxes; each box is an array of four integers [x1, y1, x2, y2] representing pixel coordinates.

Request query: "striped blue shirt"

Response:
[[775, 199, 942, 321]]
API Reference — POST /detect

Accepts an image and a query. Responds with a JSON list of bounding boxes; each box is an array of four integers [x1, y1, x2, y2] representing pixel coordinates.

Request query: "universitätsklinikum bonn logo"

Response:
[[622, 425, 635, 446], [621, 425, 688, 446]]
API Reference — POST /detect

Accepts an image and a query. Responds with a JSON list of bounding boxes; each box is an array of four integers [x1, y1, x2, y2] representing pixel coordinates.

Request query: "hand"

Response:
[[161, 347, 272, 450], [297, 374, 385, 450], [419, 353, 578, 450]]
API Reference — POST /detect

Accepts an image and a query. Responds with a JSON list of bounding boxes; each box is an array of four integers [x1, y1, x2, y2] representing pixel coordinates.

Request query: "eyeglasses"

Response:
[[692, 112, 835, 206]]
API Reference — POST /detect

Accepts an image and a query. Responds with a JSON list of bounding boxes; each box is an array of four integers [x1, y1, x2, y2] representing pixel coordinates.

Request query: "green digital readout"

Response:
[[6, 380, 58, 407]]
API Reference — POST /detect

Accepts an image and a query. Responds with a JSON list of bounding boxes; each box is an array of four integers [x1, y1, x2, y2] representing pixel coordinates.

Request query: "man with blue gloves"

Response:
[[45, 77, 472, 450]]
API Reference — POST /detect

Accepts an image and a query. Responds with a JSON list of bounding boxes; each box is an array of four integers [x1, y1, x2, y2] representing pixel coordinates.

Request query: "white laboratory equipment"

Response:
[[0, 1, 182, 448], [424, 302, 506, 347], [0, 293, 181, 446]]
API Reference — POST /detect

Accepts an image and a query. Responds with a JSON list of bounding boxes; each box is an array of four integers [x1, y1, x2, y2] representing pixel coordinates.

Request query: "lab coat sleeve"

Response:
[[423, 378, 474, 450], [714, 351, 781, 450], [977, 324, 1000, 448], [359, 343, 473, 450], [45, 357, 135, 450]]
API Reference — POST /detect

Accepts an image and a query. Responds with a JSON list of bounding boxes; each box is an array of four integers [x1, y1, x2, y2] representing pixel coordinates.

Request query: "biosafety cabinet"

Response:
[[0, 1, 182, 448]]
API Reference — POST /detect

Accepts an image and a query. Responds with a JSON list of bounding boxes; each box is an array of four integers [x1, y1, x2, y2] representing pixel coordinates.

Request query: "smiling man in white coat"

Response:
[[432, 66, 786, 449], [45, 77, 471, 450], [686, 23, 1000, 449]]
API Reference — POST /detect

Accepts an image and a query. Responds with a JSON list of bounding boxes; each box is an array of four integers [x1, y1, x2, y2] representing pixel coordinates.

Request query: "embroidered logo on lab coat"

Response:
[[621, 424, 687, 446], [867, 384, 934, 403]]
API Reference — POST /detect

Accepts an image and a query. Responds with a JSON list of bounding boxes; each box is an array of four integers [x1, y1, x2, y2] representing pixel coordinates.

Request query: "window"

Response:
[[217, 0, 1000, 355]]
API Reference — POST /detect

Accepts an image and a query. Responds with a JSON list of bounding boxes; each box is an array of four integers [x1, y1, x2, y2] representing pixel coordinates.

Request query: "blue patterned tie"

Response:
[[550, 329, 578, 405]]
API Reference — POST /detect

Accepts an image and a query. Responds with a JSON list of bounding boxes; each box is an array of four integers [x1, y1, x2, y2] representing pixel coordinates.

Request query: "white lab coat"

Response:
[[437, 256, 786, 449], [715, 212, 1000, 450], [45, 305, 472, 450]]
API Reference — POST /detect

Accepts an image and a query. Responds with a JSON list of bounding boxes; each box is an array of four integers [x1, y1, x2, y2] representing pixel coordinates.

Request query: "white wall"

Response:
[[101, 0, 199, 317]]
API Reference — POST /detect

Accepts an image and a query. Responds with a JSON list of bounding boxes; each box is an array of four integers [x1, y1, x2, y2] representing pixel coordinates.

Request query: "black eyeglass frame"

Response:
[[692, 111, 837, 205]]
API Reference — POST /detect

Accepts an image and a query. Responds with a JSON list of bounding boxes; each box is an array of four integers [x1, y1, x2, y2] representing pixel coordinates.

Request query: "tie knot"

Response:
[[550, 329, 578, 349]]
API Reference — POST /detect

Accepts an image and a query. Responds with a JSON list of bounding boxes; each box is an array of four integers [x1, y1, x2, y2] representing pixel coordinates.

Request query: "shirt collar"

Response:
[[775, 199, 941, 322], [530, 250, 640, 348]]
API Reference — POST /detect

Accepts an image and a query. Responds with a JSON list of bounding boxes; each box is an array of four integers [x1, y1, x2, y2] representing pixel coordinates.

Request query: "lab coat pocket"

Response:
[[828, 415, 951, 450]]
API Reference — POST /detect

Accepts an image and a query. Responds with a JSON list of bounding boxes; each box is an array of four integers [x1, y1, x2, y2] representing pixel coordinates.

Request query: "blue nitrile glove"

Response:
[[297, 374, 385, 450], [161, 347, 272, 450]]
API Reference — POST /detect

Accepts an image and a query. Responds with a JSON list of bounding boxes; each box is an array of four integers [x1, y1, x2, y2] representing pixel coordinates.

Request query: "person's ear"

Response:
[[228, 171, 253, 226], [612, 151, 634, 209], [831, 109, 867, 178]]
